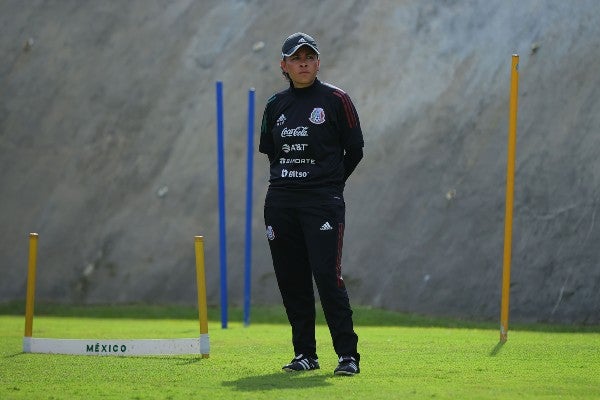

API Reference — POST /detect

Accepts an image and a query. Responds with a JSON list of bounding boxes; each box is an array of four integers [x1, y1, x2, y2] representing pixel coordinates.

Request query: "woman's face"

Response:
[[281, 46, 320, 88]]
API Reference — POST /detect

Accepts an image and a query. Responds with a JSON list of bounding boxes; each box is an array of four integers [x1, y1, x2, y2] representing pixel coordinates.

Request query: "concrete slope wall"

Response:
[[1, 0, 598, 324]]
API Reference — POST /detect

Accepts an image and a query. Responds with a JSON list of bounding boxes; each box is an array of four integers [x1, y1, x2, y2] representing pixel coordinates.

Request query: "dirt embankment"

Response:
[[1, 1, 598, 324]]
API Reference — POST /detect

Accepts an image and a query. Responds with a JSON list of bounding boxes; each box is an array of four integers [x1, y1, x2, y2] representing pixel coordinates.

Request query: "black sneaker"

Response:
[[334, 356, 360, 376], [282, 354, 320, 372]]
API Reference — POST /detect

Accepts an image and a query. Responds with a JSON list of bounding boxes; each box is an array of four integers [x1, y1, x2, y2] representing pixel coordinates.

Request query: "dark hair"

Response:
[[281, 65, 290, 82]]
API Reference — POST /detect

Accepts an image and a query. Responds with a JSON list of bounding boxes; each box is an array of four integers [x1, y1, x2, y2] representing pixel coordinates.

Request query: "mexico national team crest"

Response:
[[309, 107, 325, 124], [266, 225, 275, 241]]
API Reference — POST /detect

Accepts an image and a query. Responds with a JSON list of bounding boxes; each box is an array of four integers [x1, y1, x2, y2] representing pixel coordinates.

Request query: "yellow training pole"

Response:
[[500, 54, 519, 342], [194, 236, 210, 358], [24, 233, 39, 337]]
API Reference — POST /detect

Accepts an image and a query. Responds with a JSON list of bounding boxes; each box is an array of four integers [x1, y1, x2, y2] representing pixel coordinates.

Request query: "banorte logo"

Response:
[[281, 126, 309, 137]]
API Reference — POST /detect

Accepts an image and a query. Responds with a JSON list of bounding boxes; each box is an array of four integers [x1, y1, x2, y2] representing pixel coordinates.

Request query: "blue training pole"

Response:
[[244, 88, 255, 327], [216, 81, 228, 329]]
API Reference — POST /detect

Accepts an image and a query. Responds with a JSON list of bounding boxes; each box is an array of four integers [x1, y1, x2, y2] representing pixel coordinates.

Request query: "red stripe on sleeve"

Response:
[[333, 91, 358, 128]]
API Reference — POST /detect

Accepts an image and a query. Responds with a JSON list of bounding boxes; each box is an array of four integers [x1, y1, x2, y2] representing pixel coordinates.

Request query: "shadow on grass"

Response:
[[121, 355, 205, 365], [3, 352, 206, 365], [489, 341, 505, 356], [3, 352, 25, 359], [222, 371, 333, 392]]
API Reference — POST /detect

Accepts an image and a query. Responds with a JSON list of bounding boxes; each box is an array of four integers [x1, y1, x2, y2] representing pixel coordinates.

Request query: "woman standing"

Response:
[[259, 32, 364, 376]]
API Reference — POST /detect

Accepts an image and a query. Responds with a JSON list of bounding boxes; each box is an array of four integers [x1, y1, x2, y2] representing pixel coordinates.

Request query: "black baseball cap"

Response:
[[281, 32, 319, 59]]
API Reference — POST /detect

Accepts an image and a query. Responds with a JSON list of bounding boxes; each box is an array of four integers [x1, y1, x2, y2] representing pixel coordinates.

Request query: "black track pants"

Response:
[[264, 203, 359, 359]]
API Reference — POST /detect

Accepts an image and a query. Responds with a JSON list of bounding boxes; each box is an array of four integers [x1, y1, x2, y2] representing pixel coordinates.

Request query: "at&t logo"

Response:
[[282, 143, 308, 153]]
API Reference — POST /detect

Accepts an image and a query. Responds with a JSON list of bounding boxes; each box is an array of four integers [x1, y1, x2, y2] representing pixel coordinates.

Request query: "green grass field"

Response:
[[1, 303, 599, 399]]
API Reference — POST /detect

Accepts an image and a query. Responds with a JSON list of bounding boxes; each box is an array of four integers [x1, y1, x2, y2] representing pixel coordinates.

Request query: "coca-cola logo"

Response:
[[281, 126, 309, 137]]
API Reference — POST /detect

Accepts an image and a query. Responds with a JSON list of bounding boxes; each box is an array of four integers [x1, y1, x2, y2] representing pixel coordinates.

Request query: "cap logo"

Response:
[[281, 33, 319, 58]]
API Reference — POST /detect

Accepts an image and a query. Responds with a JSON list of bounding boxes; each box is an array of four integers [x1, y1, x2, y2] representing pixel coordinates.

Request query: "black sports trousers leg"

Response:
[[264, 204, 359, 359]]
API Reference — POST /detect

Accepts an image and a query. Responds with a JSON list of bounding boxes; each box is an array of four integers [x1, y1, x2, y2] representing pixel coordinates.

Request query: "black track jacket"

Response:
[[259, 79, 364, 207]]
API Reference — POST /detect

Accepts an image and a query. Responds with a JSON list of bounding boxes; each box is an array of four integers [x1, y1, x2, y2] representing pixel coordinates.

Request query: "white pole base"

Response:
[[23, 335, 210, 357]]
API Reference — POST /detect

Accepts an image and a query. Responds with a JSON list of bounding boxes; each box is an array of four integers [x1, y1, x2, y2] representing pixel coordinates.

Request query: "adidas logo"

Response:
[[298, 37, 307, 44], [320, 222, 333, 231], [277, 114, 286, 126]]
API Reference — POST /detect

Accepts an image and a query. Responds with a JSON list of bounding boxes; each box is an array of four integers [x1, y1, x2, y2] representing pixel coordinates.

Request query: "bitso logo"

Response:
[[309, 108, 325, 124], [281, 169, 309, 178]]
